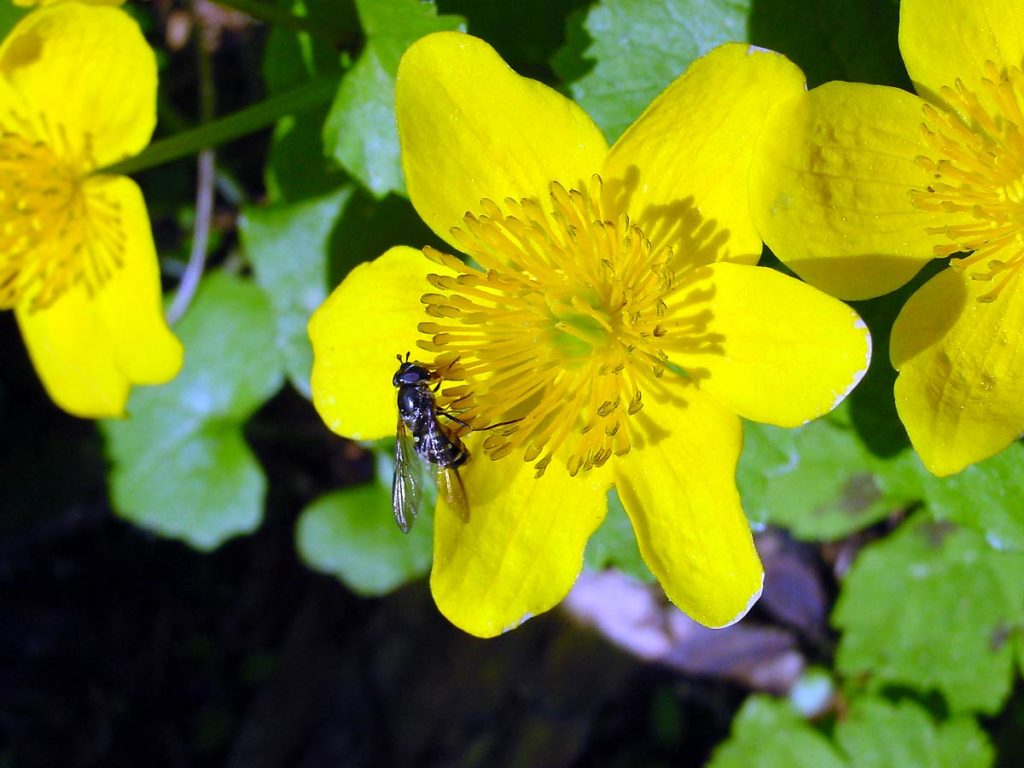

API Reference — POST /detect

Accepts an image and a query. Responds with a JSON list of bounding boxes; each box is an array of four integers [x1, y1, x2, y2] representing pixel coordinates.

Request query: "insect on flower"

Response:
[[391, 352, 471, 533], [391, 352, 521, 533]]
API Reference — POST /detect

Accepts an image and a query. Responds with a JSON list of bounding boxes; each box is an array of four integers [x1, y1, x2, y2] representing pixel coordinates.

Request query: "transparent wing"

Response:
[[437, 466, 469, 524], [392, 420, 427, 533]]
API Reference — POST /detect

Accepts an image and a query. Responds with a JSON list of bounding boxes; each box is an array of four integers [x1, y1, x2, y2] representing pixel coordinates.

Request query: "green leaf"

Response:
[[240, 185, 355, 398], [327, 189, 448, 285], [909, 443, 1024, 552], [553, 0, 751, 142], [709, 696, 845, 768], [748, 0, 909, 90], [834, 515, 1024, 714], [296, 479, 433, 596], [262, 0, 352, 204], [261, 0, 350, 95], [103, 273, 284, 550], [323, 0, 464, 197], [0, 0, 27, 42], [845, 283, 915, 458], [738, 405, 916, 540], [836, 698, 994, 768], [583, 489, 653, 583], [440, 0, 583, 75], [266, 109, 349, 204], [711, 695, 993, 768]]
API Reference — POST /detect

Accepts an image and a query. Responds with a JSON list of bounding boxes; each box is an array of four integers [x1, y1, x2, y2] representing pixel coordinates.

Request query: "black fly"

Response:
[[391, 353, 470, 533]]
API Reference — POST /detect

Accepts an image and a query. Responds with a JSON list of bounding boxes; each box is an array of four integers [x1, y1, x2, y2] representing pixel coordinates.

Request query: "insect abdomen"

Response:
[[415, 427, 468, 468]]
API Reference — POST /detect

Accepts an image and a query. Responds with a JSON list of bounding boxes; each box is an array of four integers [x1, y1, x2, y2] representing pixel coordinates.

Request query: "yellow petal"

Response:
[[900, 0, 1024, 103], [614, 385, 762, 627], [16, 0, 124, 6], [670, 263, 870, 427], [431, 435, 609, 638], [892, 267, 1024, 476], [91, 176, 182, 385], [13, 177, 179, 418], [16, 284, 129, 417], [750, 82, 952, 300], [0, 4, 156, 168], [604, 43, 805, 265], [395, 31, 608, 248], [309, 246, 451, 441]]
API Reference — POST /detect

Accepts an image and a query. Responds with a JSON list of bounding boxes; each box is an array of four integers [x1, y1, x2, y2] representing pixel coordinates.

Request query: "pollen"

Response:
[[911, 61, 1024, 301], [0, 119, 124, 312], [418, 175, 715, 477]]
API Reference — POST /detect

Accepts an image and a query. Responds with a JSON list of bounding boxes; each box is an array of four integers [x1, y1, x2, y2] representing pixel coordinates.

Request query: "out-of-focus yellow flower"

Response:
[[751, 0, 1024, 476], [11, 0, 123, 7], [310, 33, 871, 637], [0, 4, 181, 416]]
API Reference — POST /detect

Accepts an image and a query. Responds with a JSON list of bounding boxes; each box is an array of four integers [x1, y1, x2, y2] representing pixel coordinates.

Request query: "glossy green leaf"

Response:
[[323, 0, 464, 197], [712, 694, 992, 768], [103, 273, 284, 550], [296, 479, 433, 596], [553, 0, 750, 142], [441, 0, 583, 74], [738, 405, 917, 540], [836, 698, 993, 768], [908, 443, 1024, 553], [834, 515, 1024, 714], [266, 109, 348, 204], [240, 185, 354, 398], [261, 0, 351, 95], [0, 0, 27, 42], [709, 696, 844, 768], [262, 0, 351, 203], [583, 489, 653, 583], [326, 189, 448, 285], [747, 0, 909, 90], [845, 282, 915, 459]]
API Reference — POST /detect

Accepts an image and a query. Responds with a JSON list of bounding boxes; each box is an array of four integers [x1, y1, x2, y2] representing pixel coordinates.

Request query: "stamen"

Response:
[[911, 62, 1024, 301], [0, 120, 122, 311], [421, 175, 708, 476]]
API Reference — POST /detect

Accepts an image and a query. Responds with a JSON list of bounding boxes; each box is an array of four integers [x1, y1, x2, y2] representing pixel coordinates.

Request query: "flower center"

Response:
[[418, 175, 708, 477], [911, 61, 1024, 301], [0, 124, 123, 311]]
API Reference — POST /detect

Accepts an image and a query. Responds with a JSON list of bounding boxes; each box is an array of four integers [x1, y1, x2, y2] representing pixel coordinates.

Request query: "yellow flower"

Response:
[[750, 0, 1024, 476], [0, 4, 182, 416], [309, 32, 871, 638], [12, 0, 123, 7]]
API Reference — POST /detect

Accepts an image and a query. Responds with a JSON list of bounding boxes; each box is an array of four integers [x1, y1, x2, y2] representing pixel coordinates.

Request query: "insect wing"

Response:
[[437, 465, 469, 523], [392, 419, 427, 533]]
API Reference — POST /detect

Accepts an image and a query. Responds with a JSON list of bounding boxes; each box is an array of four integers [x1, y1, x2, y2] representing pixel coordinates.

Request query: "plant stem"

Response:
[[97, 75, 338, 177], [209, 0, 349, 44], [167, 148, 216, 324], [168, 13, 218, 325]]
